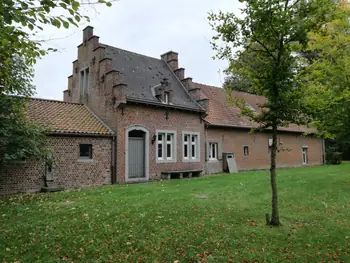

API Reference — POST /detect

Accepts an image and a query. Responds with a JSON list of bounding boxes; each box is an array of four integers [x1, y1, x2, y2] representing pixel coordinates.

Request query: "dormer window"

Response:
[[152, 78, 172, 104]]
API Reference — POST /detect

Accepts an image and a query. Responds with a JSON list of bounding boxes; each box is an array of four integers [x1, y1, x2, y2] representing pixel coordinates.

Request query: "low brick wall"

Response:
[[0, 136, 112, 195]]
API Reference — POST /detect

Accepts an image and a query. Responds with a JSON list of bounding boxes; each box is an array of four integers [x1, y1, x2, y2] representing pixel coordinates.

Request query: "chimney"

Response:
[[181, 77, 193, 91], [174, 68, 185, 80], [83, 26, 94, 43], [113, 83, 127, 108], [161, 51, 178, 71]]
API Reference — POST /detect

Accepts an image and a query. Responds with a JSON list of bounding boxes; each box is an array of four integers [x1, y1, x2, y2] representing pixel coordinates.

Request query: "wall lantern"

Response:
[[151, 134, 157, 145]]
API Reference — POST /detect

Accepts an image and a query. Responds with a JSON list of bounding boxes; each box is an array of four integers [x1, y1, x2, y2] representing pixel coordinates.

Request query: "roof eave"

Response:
[[206, 123, 308, 134], [49, 131, 114, 137], [126, 97, 205, 113]]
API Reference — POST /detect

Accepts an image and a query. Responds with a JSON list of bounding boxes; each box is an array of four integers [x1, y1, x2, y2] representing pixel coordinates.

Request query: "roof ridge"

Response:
[[29, 97, 84, 105], [102, 43, 162, 62], [193, 81, 222, 89], [194, 82, 264, 98]]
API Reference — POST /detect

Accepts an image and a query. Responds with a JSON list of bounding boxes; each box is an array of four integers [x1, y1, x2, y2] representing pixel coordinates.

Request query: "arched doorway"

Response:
[[125, 126, 149, 182]]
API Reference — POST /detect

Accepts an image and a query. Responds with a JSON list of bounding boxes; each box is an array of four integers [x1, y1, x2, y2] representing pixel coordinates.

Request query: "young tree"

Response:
[[0, 0, 112, 163], [209, 0, 335, 226]]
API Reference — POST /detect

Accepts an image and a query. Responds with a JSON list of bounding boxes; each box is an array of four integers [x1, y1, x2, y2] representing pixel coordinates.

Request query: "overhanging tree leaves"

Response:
[[301, 1, 350, 158], [209, 0, 335, 226], [0, 0, 112, 164]]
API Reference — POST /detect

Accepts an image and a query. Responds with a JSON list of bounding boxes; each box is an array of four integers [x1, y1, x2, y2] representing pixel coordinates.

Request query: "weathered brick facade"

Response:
[[115, 104, 205, 182], [0, 136, 112, 195], [205, 127, 324, 174], [63, 27, 205, 183]]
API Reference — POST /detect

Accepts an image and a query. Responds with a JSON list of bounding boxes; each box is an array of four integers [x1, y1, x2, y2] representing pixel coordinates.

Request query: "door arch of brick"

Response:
[[125, 125, 149, 183]]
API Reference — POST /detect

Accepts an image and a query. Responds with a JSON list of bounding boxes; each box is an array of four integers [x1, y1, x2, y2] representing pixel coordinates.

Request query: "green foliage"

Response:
[[301, 2, 350, 147], [0, 0, 112, 163], [209, 0, 335, 130], [326, 142, 343, 165], [0, 165, 350, 262]]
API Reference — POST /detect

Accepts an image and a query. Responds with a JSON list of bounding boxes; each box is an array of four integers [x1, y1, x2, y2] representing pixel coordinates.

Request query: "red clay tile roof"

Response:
[[196, 82, 312, 133], [26, 98, 114, 136]]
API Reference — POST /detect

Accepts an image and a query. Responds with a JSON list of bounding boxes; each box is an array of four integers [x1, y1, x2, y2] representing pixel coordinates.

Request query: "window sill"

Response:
[[183, 158, 200, 163], [208, 159, 219, 163], [77, 158, 93, 163], [156, 158, 177, 164]]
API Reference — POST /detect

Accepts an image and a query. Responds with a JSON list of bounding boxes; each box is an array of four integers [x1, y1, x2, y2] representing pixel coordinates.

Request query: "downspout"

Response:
[[111, 135, 117, 184]]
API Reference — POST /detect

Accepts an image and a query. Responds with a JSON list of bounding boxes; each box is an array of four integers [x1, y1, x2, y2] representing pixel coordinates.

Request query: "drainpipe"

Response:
[[111, 135, 117, 184]]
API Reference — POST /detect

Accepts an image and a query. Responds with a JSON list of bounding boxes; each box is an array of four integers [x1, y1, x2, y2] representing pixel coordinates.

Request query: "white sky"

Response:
[[33, 0, 243, 100]]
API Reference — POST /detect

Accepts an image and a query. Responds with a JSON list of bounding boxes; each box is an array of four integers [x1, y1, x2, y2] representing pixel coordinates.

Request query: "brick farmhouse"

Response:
[[0, 27, 325, 194]]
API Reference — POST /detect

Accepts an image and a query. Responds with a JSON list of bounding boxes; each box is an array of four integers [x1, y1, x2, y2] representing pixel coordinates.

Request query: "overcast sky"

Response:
[[33, 0, 242, 100]]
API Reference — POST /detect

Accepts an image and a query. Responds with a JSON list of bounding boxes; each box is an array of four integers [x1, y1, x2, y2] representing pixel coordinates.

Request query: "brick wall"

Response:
[[0, 136, 112, 195], [115, 104, 205, 182], [205, 127, 324, 173]]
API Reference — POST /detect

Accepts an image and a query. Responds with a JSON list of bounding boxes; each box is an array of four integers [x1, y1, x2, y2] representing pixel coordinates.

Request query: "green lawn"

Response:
[[1, 165, 350, 263]]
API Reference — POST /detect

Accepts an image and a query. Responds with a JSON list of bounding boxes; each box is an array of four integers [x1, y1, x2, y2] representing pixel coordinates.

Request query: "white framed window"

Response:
[[183, 132, 200, 162], [209, 142, 218, 160], [244, 145, 249, 156], [302, 147, 308, 165], [156, 130, 176, 163], [80, 67, 89, 100]]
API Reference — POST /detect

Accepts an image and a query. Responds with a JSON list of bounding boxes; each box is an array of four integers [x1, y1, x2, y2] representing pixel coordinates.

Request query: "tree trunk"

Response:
[[269, 124, 281, 226]]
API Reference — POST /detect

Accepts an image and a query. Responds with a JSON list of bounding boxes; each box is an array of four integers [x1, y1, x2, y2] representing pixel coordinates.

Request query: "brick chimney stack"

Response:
[[83, 26, 94, 43], [161, 51, 178, 71]]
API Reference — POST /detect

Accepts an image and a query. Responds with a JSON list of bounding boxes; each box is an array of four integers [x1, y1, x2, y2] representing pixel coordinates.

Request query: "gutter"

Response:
[[206, 123, 308, 134], [49, 132, 114, 137], [126, 97, 205, 113]]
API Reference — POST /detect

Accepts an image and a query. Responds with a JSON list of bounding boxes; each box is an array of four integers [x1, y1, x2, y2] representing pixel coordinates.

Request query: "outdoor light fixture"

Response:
[[151, 134, 157, 145]]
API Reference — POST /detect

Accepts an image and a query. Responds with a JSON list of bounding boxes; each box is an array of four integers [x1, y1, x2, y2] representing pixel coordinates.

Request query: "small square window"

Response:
[[244, 146, 249, 156], [80, 144, 92, 159]]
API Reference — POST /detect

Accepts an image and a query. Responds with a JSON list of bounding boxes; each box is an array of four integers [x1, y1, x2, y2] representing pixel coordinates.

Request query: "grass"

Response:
[[1, 164, 350, 263]]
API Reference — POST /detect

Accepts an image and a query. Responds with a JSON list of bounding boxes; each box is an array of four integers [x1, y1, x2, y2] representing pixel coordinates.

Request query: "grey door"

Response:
[[128, 131, 145, 179]]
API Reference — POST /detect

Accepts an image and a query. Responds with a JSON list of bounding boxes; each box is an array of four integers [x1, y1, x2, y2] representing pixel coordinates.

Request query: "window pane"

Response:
[[85, 68, 89, 92], [192, 144, 196, 158], [192, 135, 196, 143], [158, 134, 163, 141], [167, 134, 172, 142], [184, 135, 188, 142], [80, 144, 92, 159], [244, 146, 249, 156], [212, 144, 216, 158], [184, 144, 188, 158], [158, 143, 163, 159], [167, 143, 172, 158]]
